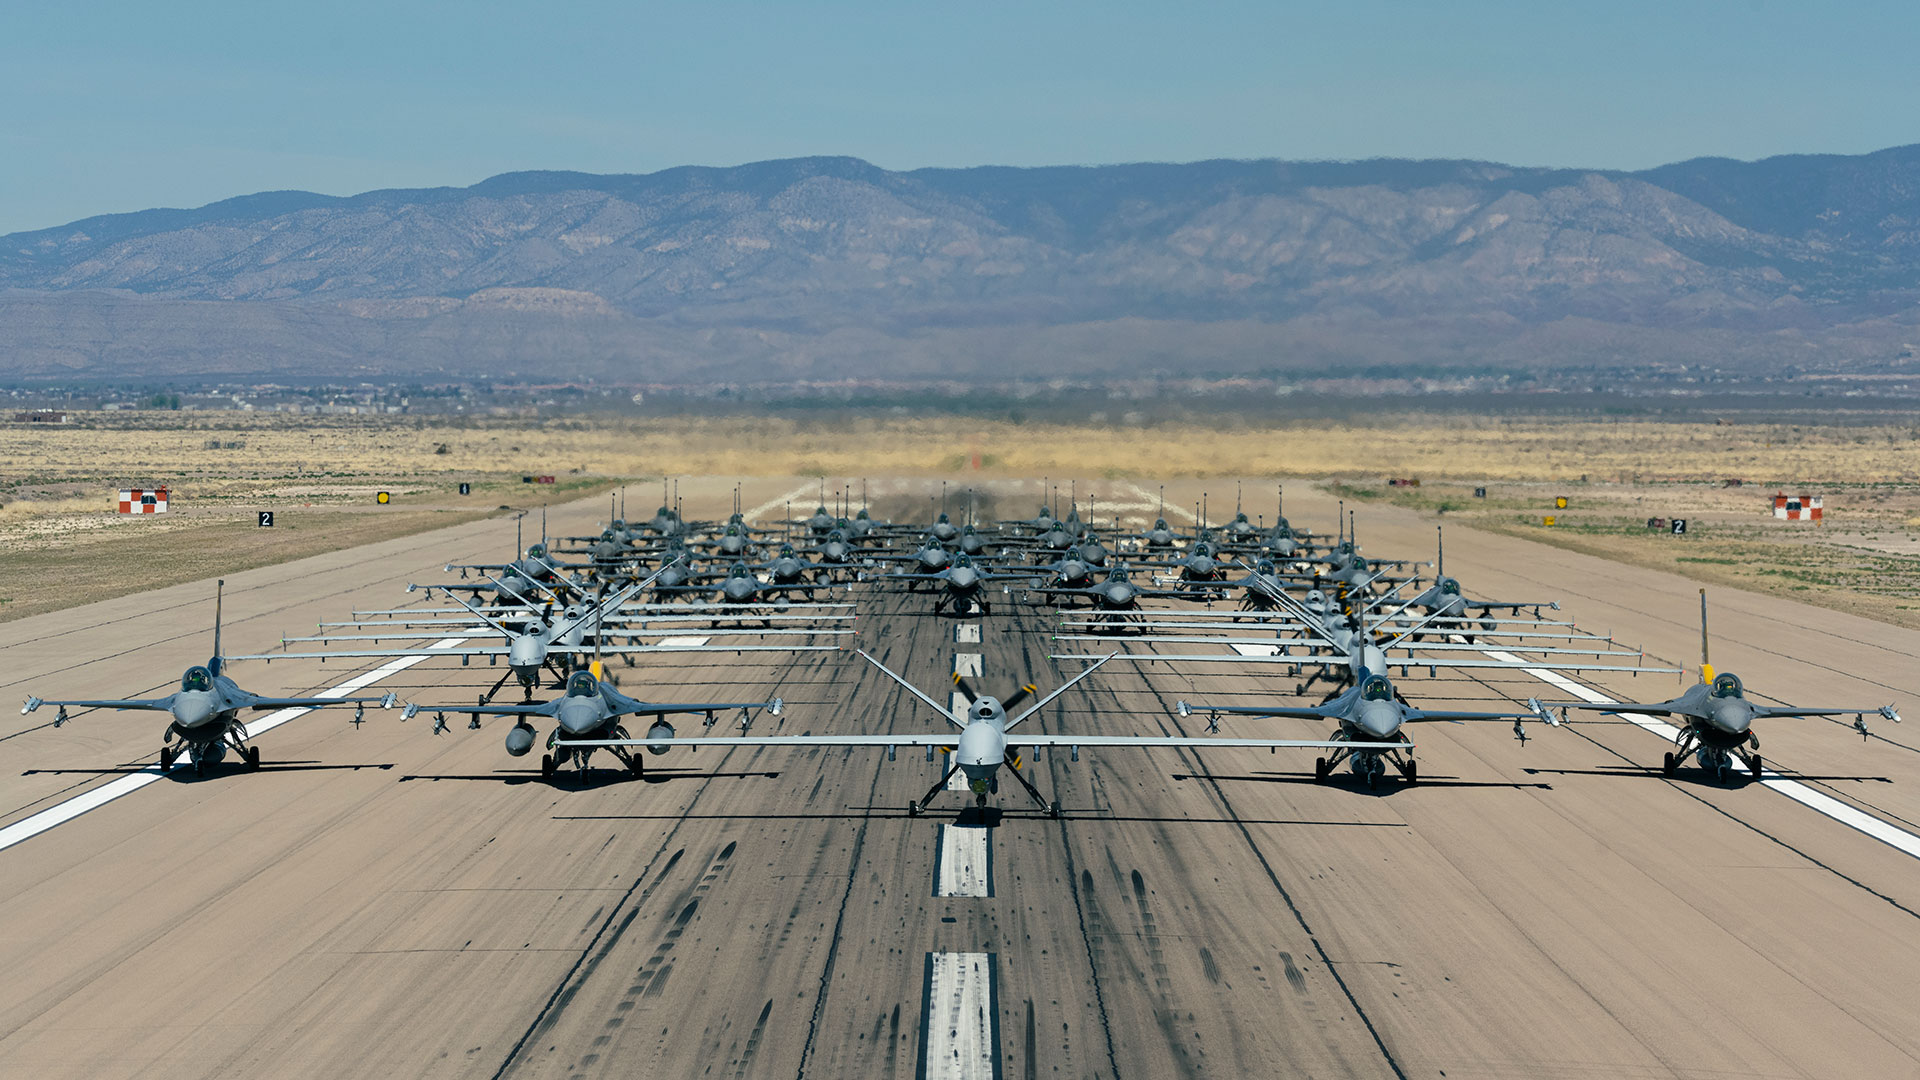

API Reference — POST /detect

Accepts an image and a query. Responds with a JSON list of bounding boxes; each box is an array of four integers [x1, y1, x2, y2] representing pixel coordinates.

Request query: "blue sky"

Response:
[[2, 0, 1915, 234]]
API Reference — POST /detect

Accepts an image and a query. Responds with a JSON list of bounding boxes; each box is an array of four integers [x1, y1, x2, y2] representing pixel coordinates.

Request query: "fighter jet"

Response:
[[690, 521, 761, 562], [20, 581, 402, 775], [1030, 564, 1191, 623], [420, 666, 783, 782], [1541, 593, 1900, 782], [1175, 669, 1552, 788], [755, 543, 822, 587], [999, 505, 1056, 535], [1548, 671, 1901, 782], [883, 553, 1021, 616], [879, 538, 954, 583], [653, 561, 839, 607], [1128, 517, 1189, 553], [552, 651, 1400, 818]]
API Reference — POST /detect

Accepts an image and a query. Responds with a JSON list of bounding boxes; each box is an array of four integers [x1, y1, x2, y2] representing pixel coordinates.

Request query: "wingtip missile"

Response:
[[1175, 700, 1192, 718], [22, 695, 41, 715], [381, 691, 399, 709], [770, 697, 785, 717]]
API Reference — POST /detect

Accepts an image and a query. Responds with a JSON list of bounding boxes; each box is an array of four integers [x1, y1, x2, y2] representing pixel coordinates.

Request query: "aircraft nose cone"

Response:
[[956, 723, 1004, 769], [1711, 700, 1753, 735], [1357, 702, 1402, 740], [953, 569, 977, 588], [727, 581, 752, 600], [556, 699, 601, 736], [171, 693, 215, 729], [509, 637, 545, 666]]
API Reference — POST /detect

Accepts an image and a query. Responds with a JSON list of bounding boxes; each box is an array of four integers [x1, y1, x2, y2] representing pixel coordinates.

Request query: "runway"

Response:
[[1, 481, 1916, 1079]]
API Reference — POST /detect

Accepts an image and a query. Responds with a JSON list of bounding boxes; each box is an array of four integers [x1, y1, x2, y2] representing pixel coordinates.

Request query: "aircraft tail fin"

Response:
[[209, 579, 225, 675], [1699, 587, 1714, 683]]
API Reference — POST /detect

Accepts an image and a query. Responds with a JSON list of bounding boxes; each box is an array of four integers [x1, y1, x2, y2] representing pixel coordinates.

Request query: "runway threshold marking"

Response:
[[953, 653, 983, 676], [0, 637, 465, 855], [919, 952, 1000, 1080], [934, 825, 992, 897], [1482, 647, 1920, 861]]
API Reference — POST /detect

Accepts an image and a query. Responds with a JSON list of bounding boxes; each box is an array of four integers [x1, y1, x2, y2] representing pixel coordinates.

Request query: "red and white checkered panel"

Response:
[[117, 488, 169, 514], [1772, 494, 1822, 521]]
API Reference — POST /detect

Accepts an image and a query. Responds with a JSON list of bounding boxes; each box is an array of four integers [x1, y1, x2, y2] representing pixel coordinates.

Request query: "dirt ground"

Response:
[[3, 410, 1913, 625]]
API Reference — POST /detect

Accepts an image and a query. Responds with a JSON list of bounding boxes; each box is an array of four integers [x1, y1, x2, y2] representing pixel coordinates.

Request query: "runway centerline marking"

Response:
[[1480, 646, 1920, 861], [919, 952, 1000, 1080], [954, 624, 982, 644], [0, 637, 464, 855], [948, 692, 971, 791], [953, 653, 983, 676], [934, 825, 992, 897]]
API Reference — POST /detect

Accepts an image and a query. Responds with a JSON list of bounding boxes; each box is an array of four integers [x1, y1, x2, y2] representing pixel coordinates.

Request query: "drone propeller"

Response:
[[952, 672, 1037, 711]]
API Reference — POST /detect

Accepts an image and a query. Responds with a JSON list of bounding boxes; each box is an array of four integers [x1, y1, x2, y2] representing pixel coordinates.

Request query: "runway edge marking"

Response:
[[1481, 647, 1920, 861], [0, 637, 464, 854]]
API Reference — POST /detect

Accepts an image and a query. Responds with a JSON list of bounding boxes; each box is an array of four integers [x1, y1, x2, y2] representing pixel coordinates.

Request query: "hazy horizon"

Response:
[[5, 0, 1918, 234]]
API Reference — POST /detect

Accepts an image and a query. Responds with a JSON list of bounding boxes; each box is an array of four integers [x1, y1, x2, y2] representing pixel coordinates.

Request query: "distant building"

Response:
[[11, 410, 68, 423]]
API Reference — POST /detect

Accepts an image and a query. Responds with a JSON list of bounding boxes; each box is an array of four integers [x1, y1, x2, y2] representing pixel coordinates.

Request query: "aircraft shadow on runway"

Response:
[[551, 807, 1409, 828], [1522, 766, 1892, 785], [1173, 771, 1551, 795], [22, 761, 396, 780], [396, 768, 782, 787]]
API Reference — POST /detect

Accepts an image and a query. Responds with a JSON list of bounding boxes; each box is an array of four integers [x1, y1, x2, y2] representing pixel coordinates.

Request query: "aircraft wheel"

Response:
[[1049, 802, 1062, 819], [540, 753, 556, 778], [1403, 760, 1417, 785], [159, 745, 175, 773], [1364, 766, 1378, 790], [1313, 757, 1329, 782], [1661, 752, 1677, 777], [192, 754, 206, 777], [245, 746, 261, 771], [909, 801, 923, 817], [627, 755, 645, 777], [1749, 754, 1763, 779]]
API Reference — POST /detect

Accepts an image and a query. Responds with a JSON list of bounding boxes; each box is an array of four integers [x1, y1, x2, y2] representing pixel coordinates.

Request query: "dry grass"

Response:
[[3, 410, 1914, 625]]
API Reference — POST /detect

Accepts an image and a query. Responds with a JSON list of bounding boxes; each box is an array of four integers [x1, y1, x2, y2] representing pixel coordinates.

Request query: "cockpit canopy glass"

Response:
[[1441, 578, 1460, 595], [567, 671, 599, 697], [182, 666, 213, 692], [1710, 673, 1744, 698], [1360, 675, 1393, 701]]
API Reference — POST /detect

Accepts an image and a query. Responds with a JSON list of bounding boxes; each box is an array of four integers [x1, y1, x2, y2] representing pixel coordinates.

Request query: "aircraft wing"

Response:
[[22, 694, 175, 715], [606, 698, 784, 721], [229, 647, 507, 661], [1176, 701, 1342, 721], [1405, 707, 1553, 724], [552, 733, 1403, 751], [239, 691, 401, 712], [1547, 699, 1680, 717], [1755, 704, 1901, 721]]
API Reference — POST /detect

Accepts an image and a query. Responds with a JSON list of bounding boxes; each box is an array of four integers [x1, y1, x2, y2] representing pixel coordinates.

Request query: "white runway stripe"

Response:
[[743, 482, 824, 523], [1482, 647, 1920, 861], [0, 638, 463, 854], [934, 825, 992, 897], [953, 653, 983, 676], [947, 690, 972, 791], [920, 952, 999, 1080], [954, 624, 982, 644]]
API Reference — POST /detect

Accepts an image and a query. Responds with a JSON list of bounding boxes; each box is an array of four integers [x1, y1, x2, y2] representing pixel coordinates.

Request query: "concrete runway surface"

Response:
[[1, 478, 1916, 1079]]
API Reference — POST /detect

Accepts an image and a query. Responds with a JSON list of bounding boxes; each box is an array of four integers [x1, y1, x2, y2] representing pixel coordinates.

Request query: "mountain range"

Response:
[[6, 148, 1920, 384]]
